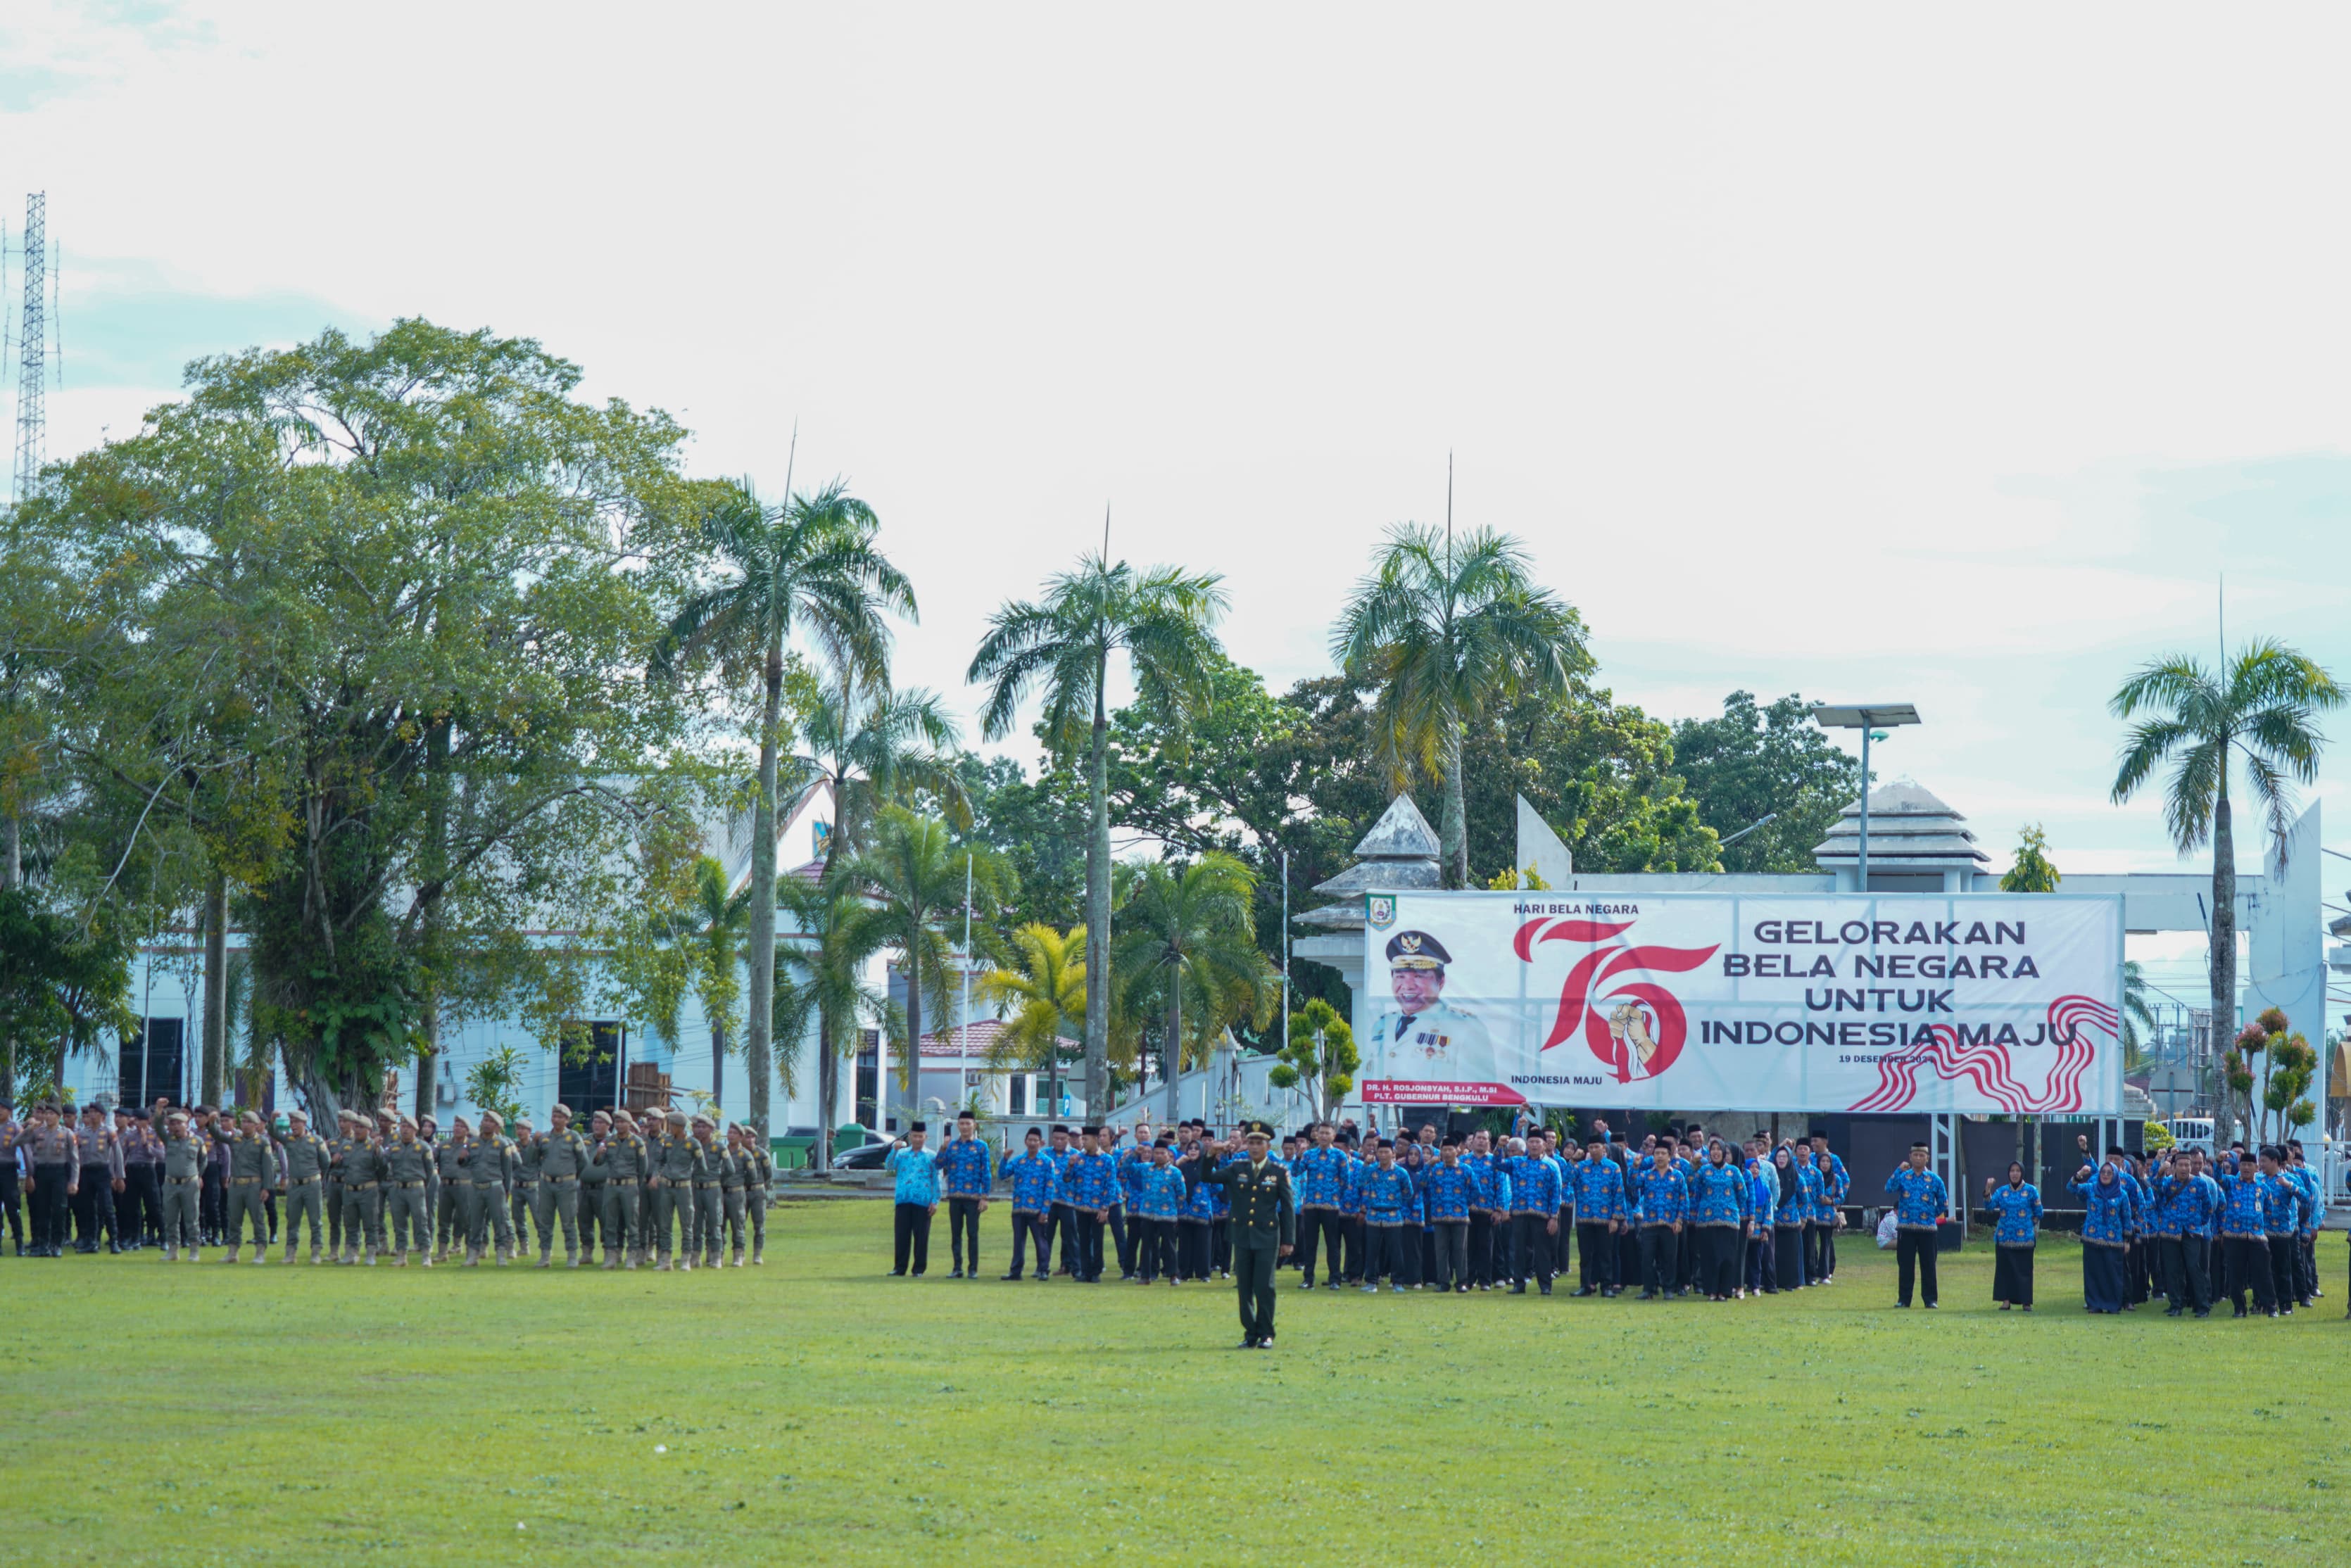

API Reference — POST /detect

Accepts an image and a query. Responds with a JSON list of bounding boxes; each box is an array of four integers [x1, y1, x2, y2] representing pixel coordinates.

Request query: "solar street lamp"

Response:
[[1809, 702, 1922, 890]]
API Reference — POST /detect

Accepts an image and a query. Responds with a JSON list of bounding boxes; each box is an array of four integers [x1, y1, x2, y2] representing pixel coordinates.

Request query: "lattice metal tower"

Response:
[[11, 191, 46, 505]]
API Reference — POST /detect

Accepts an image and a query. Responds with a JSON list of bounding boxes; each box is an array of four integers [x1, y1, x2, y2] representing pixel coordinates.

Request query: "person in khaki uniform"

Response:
[[157, 1111, 206, 1262], [222, 1111, 277, 1263], [509, 1116, 541, 1256], [591, 1111, 645, 1270], [719, 1124, 752, 1267], [647, 1109, 705, 1272], [577, 1110, 609, 1259], [381, 1117, 435, 1265], [334, 1114, 387, 1265], [739, 1124, 774, 1266], [433, 1117, 473, 1261], [324, 1110, 352, 1258], [530, 1104, 591, 1268], [277, 1111, 331, 1263], [689, 1114, 729, 1269], [462, 1111, 519, 1265]]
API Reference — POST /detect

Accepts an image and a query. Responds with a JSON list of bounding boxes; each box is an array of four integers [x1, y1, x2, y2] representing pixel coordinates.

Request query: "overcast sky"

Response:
[[7, 2, 2349, 960]]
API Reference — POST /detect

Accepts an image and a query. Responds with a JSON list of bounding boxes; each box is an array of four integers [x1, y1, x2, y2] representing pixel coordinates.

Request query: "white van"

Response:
[[2158, 1117, 2216, 1153]]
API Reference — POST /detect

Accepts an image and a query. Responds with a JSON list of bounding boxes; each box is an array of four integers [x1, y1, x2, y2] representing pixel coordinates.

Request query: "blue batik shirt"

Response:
[[1128, 1163, 1185, 1221], [1359, 1164, 1416, 1225], [1066, 1150, 1119, 1210], [1808, 1163, 1841, 1223], [2070, 1170, 2136, 1246], [2159, 1172, 2219, 1234], [1882, 1167, 1948, 1229], [2257, 1171, 2299, 1236], [1747, 1163, 1776, 1225], [1504, 1154, 1561, 1215], [2290, 1166, 2321, 1234], [1772, 1170, 1809, 1227], [1340, 1154, 1368, 1217], [1421, 1163, 1476, 1222], [935, 1135, 994, 1199], [883, 1144, 940, 1206], [1632, 1165, 1687, 1226], [1115, 1148, 1152, 1204], [1463, 1152, 1499, 1211], [1981, 1181, 2041, 1246], [1002, 1147, 1063, 1211], [1293, 1146, 1351, 1209], [1571, 1158, 1627, 1224], [1691, 1163, 1748, 1227], [2217, 1170, 2265, 1236]]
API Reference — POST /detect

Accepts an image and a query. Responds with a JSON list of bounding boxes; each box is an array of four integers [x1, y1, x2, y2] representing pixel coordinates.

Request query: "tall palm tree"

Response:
[[838, 806, 1010, 1107], [653, 477, 913, 1138], [645, 855, 750, 1110], [786, 678, 966, 1156], [1114, 853, 1276, 1117], [978, 923, 1087, 1120], [774, 871, 890, 1154], [1332, 523, 1584, 887], [2110, 639, 2342, 1050], [968, 550, 1226, 1115]]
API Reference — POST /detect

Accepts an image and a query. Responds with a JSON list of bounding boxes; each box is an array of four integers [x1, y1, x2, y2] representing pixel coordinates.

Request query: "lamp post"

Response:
[[1808, 703, 1922, 890]]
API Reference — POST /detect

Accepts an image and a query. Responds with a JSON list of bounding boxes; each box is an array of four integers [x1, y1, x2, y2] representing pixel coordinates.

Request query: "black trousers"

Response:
[[1363, 1225, 1402, 1284], [1297, 1208, 1344, 1284], [1637, 1225, 1675, 1294], [1432, 1220, 1468, 1289], [1467, 1213, 1496, 1286], [1675, 1224, 1697, 1291], [2226, 1236, 2274, 1313], [28, 1166, 71, 1251], [1211, 1218, 1230, 1274], [1179, 1220, 1212, 1280], [2268, 1237, 2298, 1310], [2296, 1233, 2318, 1303], [1895, 1227, 1939, 1305], [945, 1196, 982, 1272], [1069, 1209, 1103, 1280], [200, 1170, 225, 1240], [1747, 1229, 1772, 1292], [1107, 1206, 1128, 1276], [2161, 1234, 2210, 1311], [1342, 1217, 1364, 1282], [1134, 1217, 1175, 1281], [1577, 1222, 1617, 1290], [73, 1166, 118, 1248], [1233, 1235, 1280, 1341], [1805, 1222, 1829, 1281], [1776, 1225, 1806, 1291], [891, 1202, 932, 1275], [1817, 1224, 1837, 1279], [120, 1166, 160, 1243], [0, 1172, 20, 1248], [1511, 1214, 1553, 1287], [1699, 1226, 1741, 1296], [1007, 1210, 1049, 1277], [1047, 1204, 1077, 1275], [1993, 1244, 2034, 1305], [1616, 1225, 1642, 1289]]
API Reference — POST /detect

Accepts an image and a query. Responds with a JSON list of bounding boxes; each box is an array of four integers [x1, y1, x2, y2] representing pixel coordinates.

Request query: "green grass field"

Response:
[[9, 1202, 2348, 1565]]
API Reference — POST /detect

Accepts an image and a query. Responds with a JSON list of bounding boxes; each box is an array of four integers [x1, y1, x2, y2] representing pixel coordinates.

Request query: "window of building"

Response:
[[557, 1021, 624, 1116], [119, 1017, 186, 1108]]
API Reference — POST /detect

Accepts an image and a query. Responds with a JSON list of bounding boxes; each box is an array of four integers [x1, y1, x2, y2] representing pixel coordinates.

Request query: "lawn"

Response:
[[10, 1201, 2347, 1566]]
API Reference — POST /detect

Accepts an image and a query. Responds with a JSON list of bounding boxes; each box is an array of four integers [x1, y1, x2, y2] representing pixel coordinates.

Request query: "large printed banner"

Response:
[[1359, 890, 2124, 1115]]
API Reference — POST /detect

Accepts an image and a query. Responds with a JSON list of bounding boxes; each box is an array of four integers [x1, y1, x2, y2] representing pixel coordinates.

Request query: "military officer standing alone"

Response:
[[277, 1110, 331, 1263], [1194, 1122, 1295, 1348]]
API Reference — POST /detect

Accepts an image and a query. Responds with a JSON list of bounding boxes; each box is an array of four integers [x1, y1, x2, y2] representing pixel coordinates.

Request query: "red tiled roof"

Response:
[[918, 1018, 1077, 1060]]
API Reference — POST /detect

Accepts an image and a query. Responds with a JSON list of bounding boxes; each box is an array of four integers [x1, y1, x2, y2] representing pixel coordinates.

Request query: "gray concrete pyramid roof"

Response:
[[1812, 780, 1988, 868], [1304, 792, 1444, 925], [1352, 792, 1440, 861]]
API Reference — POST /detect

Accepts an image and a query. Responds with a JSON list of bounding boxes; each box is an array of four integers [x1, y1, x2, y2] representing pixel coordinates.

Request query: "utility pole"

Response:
[[11, 192, 46, 504]]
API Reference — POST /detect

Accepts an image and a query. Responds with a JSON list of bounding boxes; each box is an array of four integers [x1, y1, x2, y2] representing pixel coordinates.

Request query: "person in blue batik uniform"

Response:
[[1743, 1144, 1777, 1294], [2070, 1153, 2138, 1313], [1631, 1146, 1687, 1300], [1291, 1125, 1350, 1290], [1042, 1125, 1080, 1278], [1770, 1146, 1810, 1294], [1805, 1131, 1848, 1282], [1130, 1142, 1187, 1284], [1064, 1128, 1121, 1282], [2258, 1149, 2302, 1316], [2153, 1150, 2219, 1317], [1883, 1142, 1949, 1308], [1979, 1161, 2041, 1310], [2286, 1143, 2321, 1308], [1689, 1143, 1748, 1301], [883, 1122, 941, 1277], [933, 1111, 995, 1279], [1502, 1139, 1561, 1296], [997, 1126, 1061, 1281], [1356, 1141, 1417, 1292], [1570, 1137, 1627, 1298], [2216, 1151, 2274, 1317], [1420, 1139, 1477, 1293]]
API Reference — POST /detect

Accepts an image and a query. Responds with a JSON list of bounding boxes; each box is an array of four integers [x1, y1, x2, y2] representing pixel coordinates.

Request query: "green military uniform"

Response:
[[591, 1125, 645, 1269], [463, 1129, 519, 1264], [433, 1134, 472, 1259], [1197, 1127, 1297, 1347], [510, 1128, 543, 1256], [158, 1123, 206, 1260], [382, 1130, 434, 1261], [334, 1130, 386, 1264], [325, 1123, 346, 1256], [278, 1127, 331, 1261], [717, 1139, 750, 1267], [743, 1139, 773, 1265], [649, 1120, 705, 1270], [223, 1126, 276, 1260], [691, 1123, 728, 1268], [577, 1123, 607, 1257], [531, 1121, 591, 1267]]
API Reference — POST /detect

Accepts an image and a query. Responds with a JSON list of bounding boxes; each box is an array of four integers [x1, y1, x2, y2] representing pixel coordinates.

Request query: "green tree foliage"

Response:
[[1267, 997, 1357, 1120], [0, 885, 136, 1100], [2241, 1006, 2319, 1142], [18, 320, 713, 1123], [1113, 852, 1277, 1114], [772, 871, 890, 1142], [1332, 524, 1586, 888], [655, 476, 914, 1139], [2110, 640, 2343, 1069], [954, 754, 1091, 940], [969, 552, 1228, 1115], [462, 1044, 529, 1129], [2000, 824, 2062, 893], [1670, 691, 1863, 873], [837, 807, 1010, 1095], [977, 923, 1086, 1116]]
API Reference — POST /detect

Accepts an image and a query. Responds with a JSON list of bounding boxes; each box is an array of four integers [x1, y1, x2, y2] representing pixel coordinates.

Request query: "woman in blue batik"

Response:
[[1772, 1146, 1808, 1294], [2069, 1156, 2136, 1314], [1980, 1161, 2041, 1310], [1809, 1149, 1845, 1283]]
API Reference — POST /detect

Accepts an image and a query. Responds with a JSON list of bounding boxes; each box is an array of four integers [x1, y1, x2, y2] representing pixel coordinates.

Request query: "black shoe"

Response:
[[1924, 1301, 1938, 1310], [1508, 1284, 1526, 1295], [1539, 1285, 1552, 1296], [1570, 1286, 1595, 1297], [887, 1269, 906, 1277], [1234, 1339, 1259, 1350], [2193, 1309, 2210, 1319], [1000, 1272, 1022, 1281]]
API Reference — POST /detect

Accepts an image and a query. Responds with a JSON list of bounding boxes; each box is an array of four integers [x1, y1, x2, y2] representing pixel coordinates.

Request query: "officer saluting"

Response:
[[1195, 1122, 1295, 1349], [1368, 932, 1501, 1088]]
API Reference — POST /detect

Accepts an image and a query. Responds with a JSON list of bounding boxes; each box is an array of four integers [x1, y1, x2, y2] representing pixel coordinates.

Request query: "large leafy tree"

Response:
[[1332, 524, 1585, 888], [643, 854, 750, 1108], [22, 320, 707, 1122], [838, 806, 1009, 1104], [969, 552, 1226, 1115], [2110, 640, 2342, 1058], [1671, 691, 1863, 873], [977, 923, 1087, 1119], [1114, 852, 1276, 1116], [772, 871, 890, 1145], [655, 479, 913, 1138], [0, 885, 136, 1100]]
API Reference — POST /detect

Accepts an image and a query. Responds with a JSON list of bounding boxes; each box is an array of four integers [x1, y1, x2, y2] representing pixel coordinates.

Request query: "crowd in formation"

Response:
[[0, 1097, 774, 1270], [881, 1112, 2340, 1320]]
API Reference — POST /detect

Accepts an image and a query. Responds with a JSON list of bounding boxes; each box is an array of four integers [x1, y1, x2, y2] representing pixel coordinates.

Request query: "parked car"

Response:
[[833, 1139, 894, 1170]]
